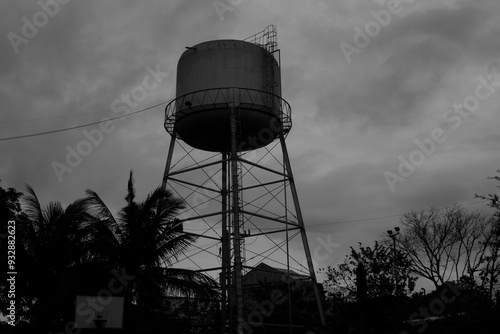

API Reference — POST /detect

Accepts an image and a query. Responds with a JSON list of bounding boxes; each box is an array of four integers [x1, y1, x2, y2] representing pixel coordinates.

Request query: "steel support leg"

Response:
[[279, 132, 327, 327]]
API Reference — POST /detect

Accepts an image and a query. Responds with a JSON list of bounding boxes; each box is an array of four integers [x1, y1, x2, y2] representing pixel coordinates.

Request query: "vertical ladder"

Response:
[[263, 43, 276, 109]]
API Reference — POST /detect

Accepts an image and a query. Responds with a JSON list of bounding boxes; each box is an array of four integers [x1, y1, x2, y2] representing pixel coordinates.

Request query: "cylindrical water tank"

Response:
[[166, 39, 288, 152]]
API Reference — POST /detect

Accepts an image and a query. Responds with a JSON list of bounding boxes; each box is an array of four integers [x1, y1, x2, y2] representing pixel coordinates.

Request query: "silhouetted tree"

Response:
[[16, 185, 95, 329], [356, 263, 367, 334], [322, 241, 416, 301], [321, 241, 417, 332], [475, 170, 500, 301], [476, 170, 500, 215], [0, 181, 24, 223], [83, 171, 218, 327], [0, 182, 29, 324], [396, 206, 498, 290]]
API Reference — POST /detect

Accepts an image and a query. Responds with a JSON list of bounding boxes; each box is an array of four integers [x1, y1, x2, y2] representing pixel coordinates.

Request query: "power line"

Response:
[[1, 105, 493, 228], [184, 200, 490, 231], [0, 101, 168, 142], [307, 200, 489, 227], [0, 109, 116, 125], [310, 213, 405, 226]]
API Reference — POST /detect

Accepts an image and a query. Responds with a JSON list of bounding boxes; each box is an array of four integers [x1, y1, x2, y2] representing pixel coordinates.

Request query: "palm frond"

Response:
[[84, 189, 124, 240], [23, 184, 45, 229], [149, 267, 220, 300], [65, 198, 95, 226], [87, 219, 123, 263], [79, 174, 217, 313], [157, 190, 186, 224], [154, 232, 197, 266], [42, 201, 64, 228]]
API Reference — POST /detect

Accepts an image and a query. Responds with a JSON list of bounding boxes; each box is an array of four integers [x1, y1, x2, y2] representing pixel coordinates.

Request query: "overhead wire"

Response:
[[293, 200, 491, 227], [183, 200, 491, 231], [0, 108, 117, 124], [0, 100, 168, 142], [1, 104, 493, 228]]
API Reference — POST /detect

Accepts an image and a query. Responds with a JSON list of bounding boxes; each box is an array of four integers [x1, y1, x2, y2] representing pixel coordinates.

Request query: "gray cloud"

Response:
[[1, 0, 499, 286]]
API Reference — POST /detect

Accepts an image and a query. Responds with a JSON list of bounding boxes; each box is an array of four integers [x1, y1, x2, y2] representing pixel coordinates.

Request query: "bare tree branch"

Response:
[[396, 206, 496, 290]]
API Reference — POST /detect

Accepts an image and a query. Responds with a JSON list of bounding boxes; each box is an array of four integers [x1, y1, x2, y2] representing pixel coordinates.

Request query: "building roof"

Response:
[[243, 262, 310, 285]]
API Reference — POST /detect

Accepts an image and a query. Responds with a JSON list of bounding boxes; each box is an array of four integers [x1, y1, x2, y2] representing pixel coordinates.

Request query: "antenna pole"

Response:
[[230, 105, 244, 332], [221, 152, 230, 333]]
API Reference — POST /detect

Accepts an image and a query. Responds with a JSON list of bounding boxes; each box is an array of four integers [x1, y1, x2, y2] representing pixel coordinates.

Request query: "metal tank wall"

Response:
[[171, 39, 283, 152], [176, 39, 280, 98]]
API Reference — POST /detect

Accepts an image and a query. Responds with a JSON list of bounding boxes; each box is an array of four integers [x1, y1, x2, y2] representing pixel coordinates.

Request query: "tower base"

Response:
[[161, 125, 326, 332]]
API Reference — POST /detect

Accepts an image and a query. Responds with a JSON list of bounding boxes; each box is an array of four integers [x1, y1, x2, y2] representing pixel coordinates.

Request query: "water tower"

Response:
[[162, 25, 325, 333]]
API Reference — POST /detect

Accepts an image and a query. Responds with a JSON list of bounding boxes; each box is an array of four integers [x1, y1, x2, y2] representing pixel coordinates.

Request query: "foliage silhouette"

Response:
[[83, 171, 219, 327], [321, 241, 417, 332], [396, 205, 499, 291], [13, 184, 95, 329]]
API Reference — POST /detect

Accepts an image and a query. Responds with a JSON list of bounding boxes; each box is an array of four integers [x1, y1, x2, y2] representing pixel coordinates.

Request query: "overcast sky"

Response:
[[1, 0, 500, 288]]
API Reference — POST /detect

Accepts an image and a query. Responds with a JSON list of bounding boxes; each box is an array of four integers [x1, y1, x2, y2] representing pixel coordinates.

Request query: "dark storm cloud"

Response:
[[0, 0, 230, 208], [381, 5, 485, 47], [1, 0, 499, 288], [312, 1, 497, 129], [298, 161, 393, 222], [318, 37, 454, 127]]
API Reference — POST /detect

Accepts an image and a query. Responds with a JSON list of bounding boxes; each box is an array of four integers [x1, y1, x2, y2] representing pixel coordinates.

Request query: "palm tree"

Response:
[[83, 171, 218, 323], [20, 185, 95, 329]]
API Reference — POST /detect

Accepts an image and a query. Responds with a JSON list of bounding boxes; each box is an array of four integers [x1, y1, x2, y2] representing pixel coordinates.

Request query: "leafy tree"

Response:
[[321, 241, 417, 332], [322, 241, 417, 301], [475, 170, 500, 301], [403, 279, 497, 334], [0, 182, 27, 324], [396, 206, 498, 290], [83, 171, 218, 328], [0, 180, 24, 223], [15, 185, 95, 329], [476, 170, 500, 215]]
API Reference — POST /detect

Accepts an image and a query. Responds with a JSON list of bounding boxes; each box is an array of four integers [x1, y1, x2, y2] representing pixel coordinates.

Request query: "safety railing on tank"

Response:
[[164, 87, 292, 138], [244, 24, 278, 55]]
